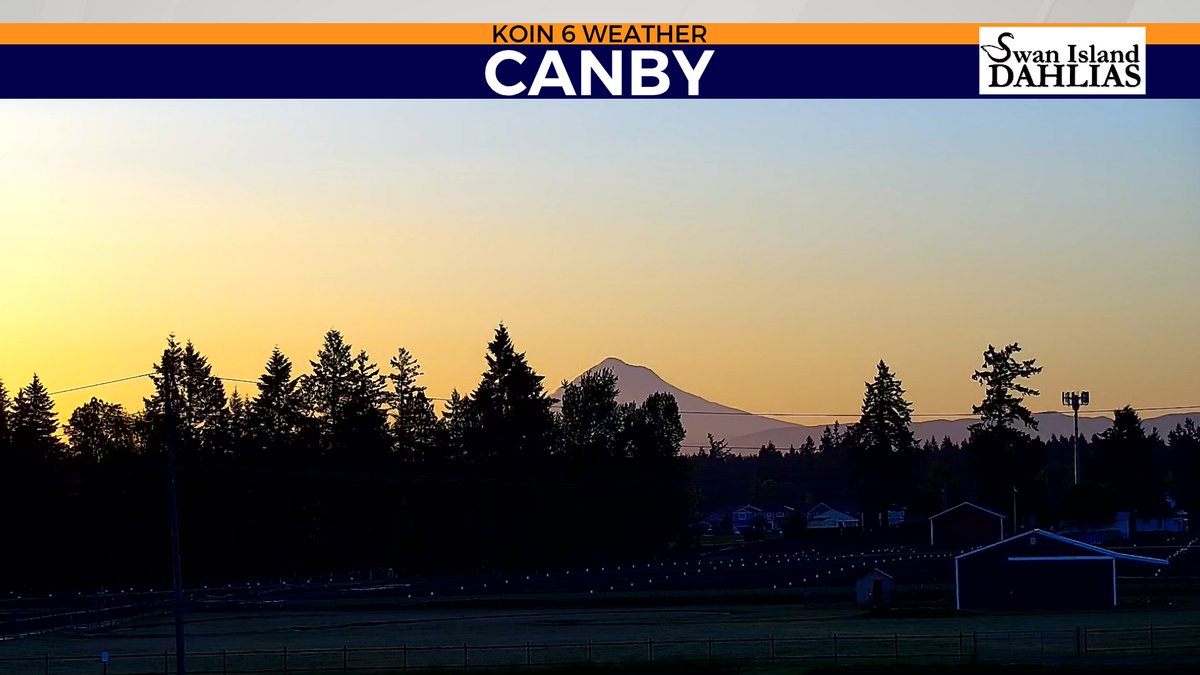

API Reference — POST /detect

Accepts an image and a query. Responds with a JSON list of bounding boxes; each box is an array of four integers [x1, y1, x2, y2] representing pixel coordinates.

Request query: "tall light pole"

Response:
[[1062, 391, 1090, 485]]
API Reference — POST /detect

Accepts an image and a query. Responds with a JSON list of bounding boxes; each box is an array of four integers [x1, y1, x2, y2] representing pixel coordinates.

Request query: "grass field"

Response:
[[3, 596, 1200, 674]]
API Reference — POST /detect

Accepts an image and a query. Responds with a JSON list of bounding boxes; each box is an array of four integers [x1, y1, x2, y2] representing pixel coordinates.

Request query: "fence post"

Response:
[[833, 633, 838, 664], [1149, 624, 1155, 656], [164, 649, 168, 675], [1075, 627, 1081, 657], [648, 638, 653, 663], [707, 636, 712, 661], [587, 639, 592, 664], [403, 643, 408, 672], [222, 649, 227, 675], [283, 646, 289, 675], [958, 631, 963, 662], [44, 653, 48, 675], [1083, 627, 1088, 657], [771, 634, 776, 662], [342, 646, 347, 673], [526, 641, 530, 669], [894, 632, 899, 660], [463, 641, 468, 670], [971, 631, 977, 663]]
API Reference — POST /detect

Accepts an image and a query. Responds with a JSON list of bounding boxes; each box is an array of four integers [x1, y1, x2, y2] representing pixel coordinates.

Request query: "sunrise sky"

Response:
[[1, 100, 1197, 422]]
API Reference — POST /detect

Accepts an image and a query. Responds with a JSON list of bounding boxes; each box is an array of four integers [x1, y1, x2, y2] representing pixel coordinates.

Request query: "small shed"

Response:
[[856, 568, 894, 608], [929, 502, 1006, 551], [955, 529, 1168, 611]]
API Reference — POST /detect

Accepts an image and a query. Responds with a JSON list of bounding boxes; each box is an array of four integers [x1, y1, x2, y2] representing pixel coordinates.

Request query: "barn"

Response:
[[855, 568, 894, 608], [929, 502, 1006, 550], [955, 529, 1168, 611]]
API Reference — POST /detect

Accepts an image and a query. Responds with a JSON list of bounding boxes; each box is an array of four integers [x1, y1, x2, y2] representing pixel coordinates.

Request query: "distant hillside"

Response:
[[726, 412, 1199, 450], [560, 358, 1198, 452]]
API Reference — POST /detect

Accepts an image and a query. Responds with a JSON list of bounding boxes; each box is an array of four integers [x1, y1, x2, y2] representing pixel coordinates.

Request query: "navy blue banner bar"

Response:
[[1, 45, 1196, 98]]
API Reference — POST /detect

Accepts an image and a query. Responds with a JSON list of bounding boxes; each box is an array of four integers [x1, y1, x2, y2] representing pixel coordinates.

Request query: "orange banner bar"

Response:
[[0, 23, 1197, 45]]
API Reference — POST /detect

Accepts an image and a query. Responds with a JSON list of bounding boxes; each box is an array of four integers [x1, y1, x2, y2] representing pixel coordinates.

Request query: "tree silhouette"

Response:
[[970, 343, 1043, 433], [466, 324, 556, 464], [300, 330, 389, 463], [1092, 406, 1166, 519], [1168, 420, 1200, 513], [10, 374, 64, 468], [387, 347, 438, 463], [247, 347, 302, 463], [438, 388, 472, 464], [0, 378, 11, 462], [848, 361, 916, 530], [144, 336, 229, 462], [66, 398, 135, 467], [703, 433, 730, 460], [966, 343, 1044, 520], [558, 367, 624, 461]]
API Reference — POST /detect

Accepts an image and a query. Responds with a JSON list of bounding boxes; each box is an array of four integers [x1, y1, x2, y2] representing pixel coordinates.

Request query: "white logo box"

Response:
[[979, 26, 1146, 95]]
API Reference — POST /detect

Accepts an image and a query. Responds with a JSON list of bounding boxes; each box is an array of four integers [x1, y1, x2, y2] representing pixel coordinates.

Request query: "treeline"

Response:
[[0, 325, 690, 592], [691, 344, 1200, 534]]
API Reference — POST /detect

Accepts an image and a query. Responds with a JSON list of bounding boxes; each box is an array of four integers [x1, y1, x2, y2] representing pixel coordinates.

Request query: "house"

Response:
[[1114, 510, 1189, 538], [855, 568, 894, 608], [803, 503, 862, 529], [954, 529, 1168, 611], [929, 502, 1006, 551], [729, 504, 796, 533]]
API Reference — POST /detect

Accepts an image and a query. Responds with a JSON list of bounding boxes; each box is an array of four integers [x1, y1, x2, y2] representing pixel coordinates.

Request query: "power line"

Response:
[[48, 373, 151, 396], [216, 376, 259, 385]]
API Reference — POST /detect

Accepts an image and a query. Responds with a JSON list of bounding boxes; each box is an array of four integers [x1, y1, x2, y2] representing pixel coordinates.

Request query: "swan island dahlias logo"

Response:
[[979, 27, 1145, 95]]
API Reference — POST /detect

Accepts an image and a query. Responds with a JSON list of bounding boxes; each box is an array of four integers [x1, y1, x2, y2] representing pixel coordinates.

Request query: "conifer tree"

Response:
[[387, 347, 438, 462], [0, 378, 11, 459], [466, 324, 556, 463], [300, 330, 389, 462], [966, 343, 1044, 519], [248, 347, 302, 461], [144, 336, 228, 461], [848, 361, 915, 530], [11, 374, 65, 467], [970, 343, 1042, 434]]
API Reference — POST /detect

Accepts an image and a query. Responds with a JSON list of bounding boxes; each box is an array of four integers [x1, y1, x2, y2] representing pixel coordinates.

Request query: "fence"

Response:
[[0, 603, 171, 642], [4, 624, 1200, 675]]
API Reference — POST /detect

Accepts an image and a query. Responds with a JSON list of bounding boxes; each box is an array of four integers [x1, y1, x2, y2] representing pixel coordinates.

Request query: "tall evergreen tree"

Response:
[[248, 347, 302, 463], [144, 336, 229, 461], [387, 347, 438, 462], [966, 343, 1044, 519], [466, 324, 556, 463], [0, 378, 11, 460], [1168, 419, 1200, 512], [1093, 406, 1166, 517], [847, 361, 916, 530], [10, 374, 65, 467], [300, 330, 389, 463], [970, 343, 1043, 434], [852, 361, 916, 454]]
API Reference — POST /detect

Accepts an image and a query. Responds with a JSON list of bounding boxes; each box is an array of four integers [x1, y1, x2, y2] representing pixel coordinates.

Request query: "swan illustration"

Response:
[[980, 32, 1014, 61]]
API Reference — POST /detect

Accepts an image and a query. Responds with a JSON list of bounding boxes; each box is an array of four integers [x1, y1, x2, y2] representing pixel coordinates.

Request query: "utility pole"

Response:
[[1012, 485, 1018, 532], [164, 363, 187, 675], [1061, 391, 1090, 485]]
